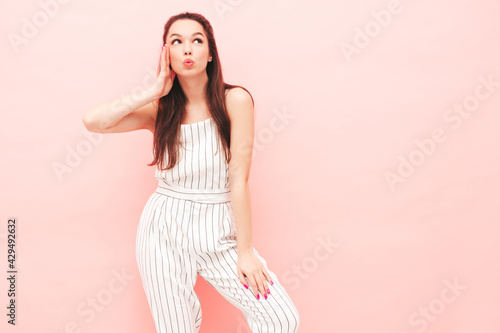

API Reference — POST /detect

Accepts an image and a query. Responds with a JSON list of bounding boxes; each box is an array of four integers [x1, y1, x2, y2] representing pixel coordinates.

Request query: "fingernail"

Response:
[[244, 284, 248, 289], [256, 294, 260, 300], [267, 288, 270, 294], [270, 280, 274, 285], [264, 294, 267, 299]]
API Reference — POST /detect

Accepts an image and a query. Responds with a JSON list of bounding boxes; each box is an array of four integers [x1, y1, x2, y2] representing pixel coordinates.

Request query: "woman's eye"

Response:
[[171, 38, 203, 45]]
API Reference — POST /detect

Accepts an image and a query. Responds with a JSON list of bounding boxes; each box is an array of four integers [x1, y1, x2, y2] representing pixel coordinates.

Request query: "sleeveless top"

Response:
[[153, 89, 230, 191]]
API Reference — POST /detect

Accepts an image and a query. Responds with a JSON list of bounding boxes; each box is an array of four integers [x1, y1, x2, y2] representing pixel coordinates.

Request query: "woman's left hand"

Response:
[[237, 250, 273, 300]]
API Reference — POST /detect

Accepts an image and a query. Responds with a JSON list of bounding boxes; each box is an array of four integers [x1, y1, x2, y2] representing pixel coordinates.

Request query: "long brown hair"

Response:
[[147, 12, 254, 171]]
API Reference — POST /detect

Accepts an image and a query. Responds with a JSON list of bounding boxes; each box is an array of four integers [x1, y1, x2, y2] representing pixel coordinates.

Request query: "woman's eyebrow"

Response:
[[168, 32, 205, 39]]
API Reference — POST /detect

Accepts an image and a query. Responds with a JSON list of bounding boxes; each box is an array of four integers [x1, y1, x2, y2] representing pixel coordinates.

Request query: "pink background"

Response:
[[2, 0, 500, 332]]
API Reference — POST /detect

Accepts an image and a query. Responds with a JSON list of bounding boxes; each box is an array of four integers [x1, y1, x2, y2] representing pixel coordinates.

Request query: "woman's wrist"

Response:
[[237, 245, 253, 256]]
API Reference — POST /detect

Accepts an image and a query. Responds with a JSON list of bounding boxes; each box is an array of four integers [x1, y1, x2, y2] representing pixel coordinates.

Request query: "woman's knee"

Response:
[[272, 302, 300, 333], [286, 306, 300, 333]]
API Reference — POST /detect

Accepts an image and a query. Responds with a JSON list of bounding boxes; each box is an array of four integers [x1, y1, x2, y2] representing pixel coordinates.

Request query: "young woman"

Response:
[[82, 12, 300, 333]]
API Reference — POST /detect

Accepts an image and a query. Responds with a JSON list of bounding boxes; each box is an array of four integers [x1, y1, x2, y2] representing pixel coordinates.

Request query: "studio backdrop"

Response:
[[1, 0, 500, 332]]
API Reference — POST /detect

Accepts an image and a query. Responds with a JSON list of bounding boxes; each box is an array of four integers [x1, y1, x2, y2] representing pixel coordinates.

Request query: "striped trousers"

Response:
[[135, 180, 300, 332]]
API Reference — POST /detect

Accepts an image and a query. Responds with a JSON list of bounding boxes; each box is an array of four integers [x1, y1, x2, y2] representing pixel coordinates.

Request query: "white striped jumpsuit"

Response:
[[135, 113, 300, 332]]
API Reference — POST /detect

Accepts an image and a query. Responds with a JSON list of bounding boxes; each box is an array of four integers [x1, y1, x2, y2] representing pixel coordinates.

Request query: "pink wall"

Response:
[[2, 0, 500, 332]]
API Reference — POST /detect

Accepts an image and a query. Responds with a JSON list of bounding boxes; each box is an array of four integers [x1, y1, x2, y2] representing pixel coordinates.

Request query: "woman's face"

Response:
[[166, 19, 211, 76]]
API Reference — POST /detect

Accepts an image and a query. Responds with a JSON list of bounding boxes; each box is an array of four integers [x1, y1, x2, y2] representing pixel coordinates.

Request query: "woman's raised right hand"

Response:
[[150, 44, 176, 99]]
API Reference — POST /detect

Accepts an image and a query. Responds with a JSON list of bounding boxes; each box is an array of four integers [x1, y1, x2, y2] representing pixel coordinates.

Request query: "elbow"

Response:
[[82, 113, 101, 133], [82, 113, 94, 131], [82, 113, 90, 128]]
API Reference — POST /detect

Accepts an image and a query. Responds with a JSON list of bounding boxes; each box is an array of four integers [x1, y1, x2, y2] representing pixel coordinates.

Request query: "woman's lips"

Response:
[[183, 60, 194, 66]]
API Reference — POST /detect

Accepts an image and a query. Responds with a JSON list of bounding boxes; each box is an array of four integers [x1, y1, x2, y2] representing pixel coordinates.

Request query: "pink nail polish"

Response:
[[270, 280, 274, 285], [257, 294, 260, 300], [267, 288, 270, 294], [264, 294, 267, 299], [244, 284, 248, 289]]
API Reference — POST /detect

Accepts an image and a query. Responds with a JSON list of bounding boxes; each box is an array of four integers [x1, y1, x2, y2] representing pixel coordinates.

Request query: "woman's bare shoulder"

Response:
[[225, 87, 254, 107]]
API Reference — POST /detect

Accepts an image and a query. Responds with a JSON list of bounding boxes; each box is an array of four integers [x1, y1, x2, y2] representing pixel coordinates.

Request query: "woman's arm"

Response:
[[227, 88, 272, 300], [227, 88, 255, 254], [82, 89, 158, 134], [82, 44, 176, 134]]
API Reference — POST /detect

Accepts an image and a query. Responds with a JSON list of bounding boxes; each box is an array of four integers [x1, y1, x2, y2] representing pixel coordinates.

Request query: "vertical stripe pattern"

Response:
[[154, 117, 229, 190], [136, 105, 300, 332]]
